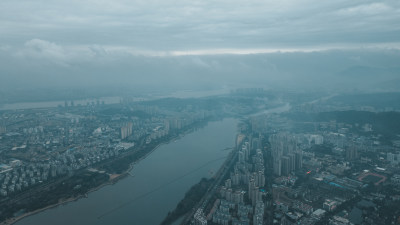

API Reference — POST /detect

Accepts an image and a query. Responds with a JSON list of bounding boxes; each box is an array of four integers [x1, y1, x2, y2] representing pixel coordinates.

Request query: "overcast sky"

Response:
[[1, 0, 399, 55], [0, 0, 399, 95]]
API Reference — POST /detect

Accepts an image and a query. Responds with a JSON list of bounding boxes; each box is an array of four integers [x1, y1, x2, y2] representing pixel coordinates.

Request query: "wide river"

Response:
[[15, 118, 238, 225]]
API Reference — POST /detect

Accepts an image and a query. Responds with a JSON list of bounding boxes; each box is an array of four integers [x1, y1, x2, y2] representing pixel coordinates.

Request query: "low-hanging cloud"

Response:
[[0, 0, 399, 94]]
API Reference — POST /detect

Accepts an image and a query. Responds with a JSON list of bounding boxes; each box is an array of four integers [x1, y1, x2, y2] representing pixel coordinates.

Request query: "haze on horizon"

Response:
[[0, 0, 400, 96]]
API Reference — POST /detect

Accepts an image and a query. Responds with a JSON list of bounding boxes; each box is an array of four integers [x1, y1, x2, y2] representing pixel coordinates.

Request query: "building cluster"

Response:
[[0, 143, 126, 197], [195, 100, 400, 225], [194, 209, 208, 225], [267, 132, 400, 224], [270, 133, 303, 176], [0, 101, 214, 198], [208, 139, 267, 225], [253, 109, 400, 224], [387, 152, 400, 165], [120, 122, 133, 139]]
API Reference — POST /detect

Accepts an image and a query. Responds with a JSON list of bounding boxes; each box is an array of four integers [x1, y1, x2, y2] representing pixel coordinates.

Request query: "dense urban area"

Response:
[[1, 90, 400, 225]]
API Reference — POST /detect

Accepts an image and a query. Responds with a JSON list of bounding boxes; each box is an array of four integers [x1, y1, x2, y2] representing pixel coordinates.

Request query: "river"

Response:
[[15, 118, 238, 225]]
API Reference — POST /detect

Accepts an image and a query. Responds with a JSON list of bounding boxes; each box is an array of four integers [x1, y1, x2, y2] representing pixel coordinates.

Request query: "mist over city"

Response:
[[0, 1, 400, 225]]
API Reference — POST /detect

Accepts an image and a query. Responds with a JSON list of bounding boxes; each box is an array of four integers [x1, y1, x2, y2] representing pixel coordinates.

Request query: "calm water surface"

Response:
[[16, 118, 238, 225]]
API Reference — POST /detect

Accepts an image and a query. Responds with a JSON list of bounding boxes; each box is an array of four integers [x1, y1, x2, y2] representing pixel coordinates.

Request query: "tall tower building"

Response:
[[270, 133, 301, 176], [281, 156, 290, 176], [346, 146, 359, 161], [295, 151, 303, 169]]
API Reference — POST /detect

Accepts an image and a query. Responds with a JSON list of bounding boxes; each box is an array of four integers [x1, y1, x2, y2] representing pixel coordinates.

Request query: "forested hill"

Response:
[[285, 110, 400, 139]]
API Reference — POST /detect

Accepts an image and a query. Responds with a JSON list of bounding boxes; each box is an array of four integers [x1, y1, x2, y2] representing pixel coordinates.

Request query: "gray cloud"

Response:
[[1, 0, 399, 96], [1, 41, 399, 91], [1, 0, 399, 52]]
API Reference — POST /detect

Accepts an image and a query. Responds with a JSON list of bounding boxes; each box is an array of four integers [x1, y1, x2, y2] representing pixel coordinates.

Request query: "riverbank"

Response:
[[160, 178, 215, 225], [1, 171, 119, 225], [1, 119, 213, 225]]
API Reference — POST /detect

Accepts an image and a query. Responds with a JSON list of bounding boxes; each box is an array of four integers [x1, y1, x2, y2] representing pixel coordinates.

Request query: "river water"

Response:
[[15, 118, 238, 225]]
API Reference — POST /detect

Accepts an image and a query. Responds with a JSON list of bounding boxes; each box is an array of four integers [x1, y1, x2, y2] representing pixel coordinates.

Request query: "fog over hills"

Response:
[[1, 47, 399, 95]]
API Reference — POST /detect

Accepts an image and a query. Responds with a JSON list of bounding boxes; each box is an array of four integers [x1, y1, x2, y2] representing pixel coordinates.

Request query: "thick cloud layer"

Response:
[[1, 41, 399, 92], [1, 0, 399, 52], [0, 0, 399, 96]]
